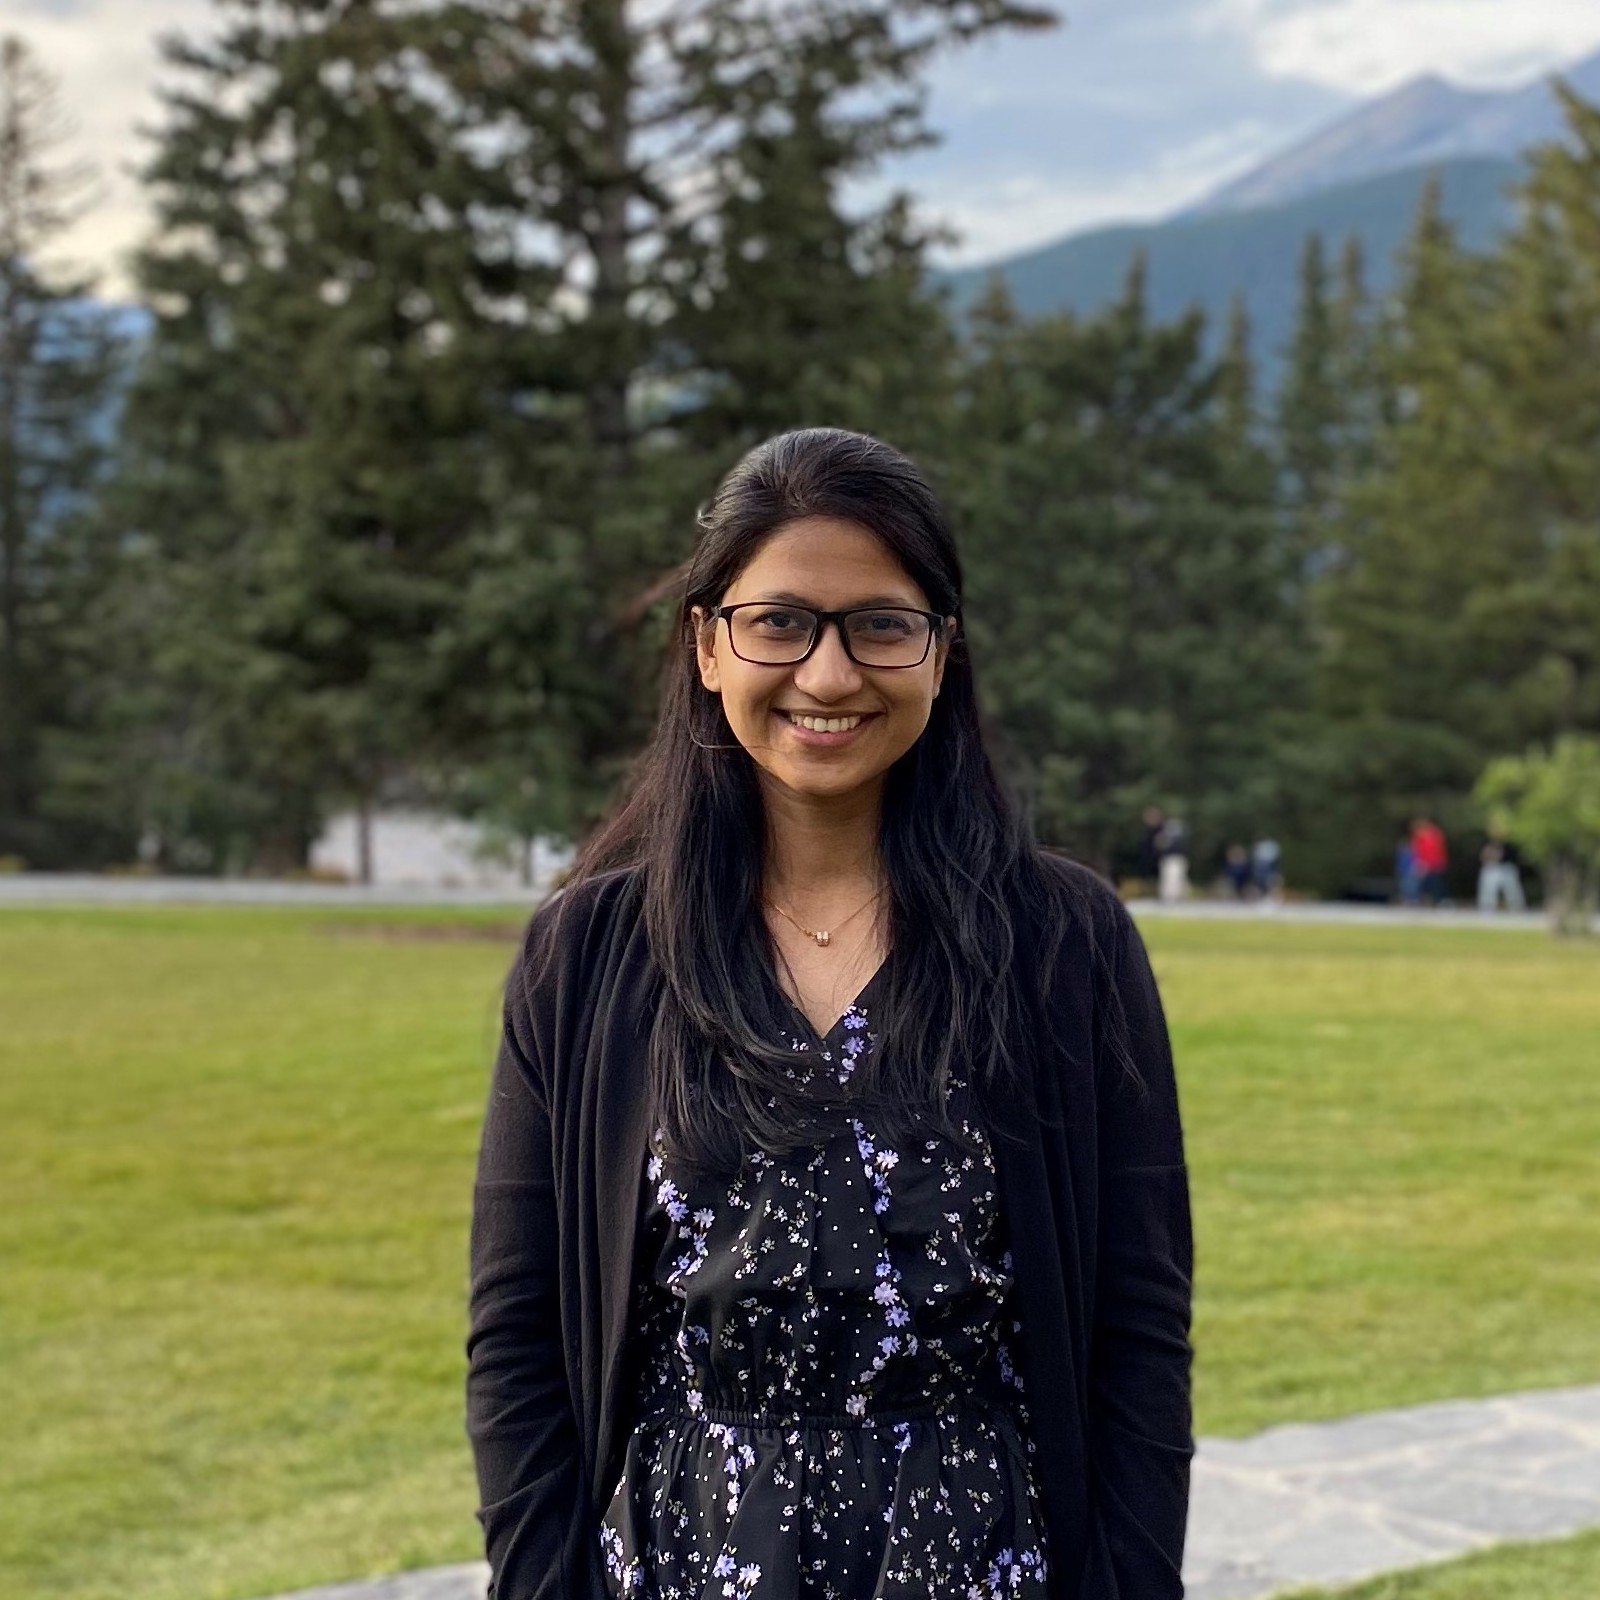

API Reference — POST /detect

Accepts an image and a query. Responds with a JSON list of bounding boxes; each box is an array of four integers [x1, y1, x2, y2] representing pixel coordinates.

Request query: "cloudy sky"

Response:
[[4, 0, 1599, 296]]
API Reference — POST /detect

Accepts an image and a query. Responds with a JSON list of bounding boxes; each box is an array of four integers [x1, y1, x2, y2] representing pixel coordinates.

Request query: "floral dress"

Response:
[[600, 970, 1050, 1599]]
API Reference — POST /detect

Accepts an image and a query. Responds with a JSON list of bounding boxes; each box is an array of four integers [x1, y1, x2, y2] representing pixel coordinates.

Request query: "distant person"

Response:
[[466, 429, 1192, 1599], [1223, 842, 1251, 899], [1394, 835, 1420, 906], [1157, 815, 1190, 903], [1477, 831, 1527, 912], [1410, 816, 1449, 906], [1138, 804, 1166, 889], [1250, 836, 1282, 901]]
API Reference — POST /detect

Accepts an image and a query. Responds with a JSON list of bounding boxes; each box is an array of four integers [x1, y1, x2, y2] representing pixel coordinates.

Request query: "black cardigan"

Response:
[[466, 858, 1193, 1598]]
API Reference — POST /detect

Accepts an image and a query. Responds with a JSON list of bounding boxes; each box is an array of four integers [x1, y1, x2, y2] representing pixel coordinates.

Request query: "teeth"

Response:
[[788, 713, 863, 733]]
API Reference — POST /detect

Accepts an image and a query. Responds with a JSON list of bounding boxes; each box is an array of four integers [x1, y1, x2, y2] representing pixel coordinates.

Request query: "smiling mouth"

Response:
[[778, 710, 874, 733]]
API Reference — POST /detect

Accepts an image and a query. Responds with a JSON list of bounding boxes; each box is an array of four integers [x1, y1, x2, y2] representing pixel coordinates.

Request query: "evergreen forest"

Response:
[[2, 3, 1598, 901]]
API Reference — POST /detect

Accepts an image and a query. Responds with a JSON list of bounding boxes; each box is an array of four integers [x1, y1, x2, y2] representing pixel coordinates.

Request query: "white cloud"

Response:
[[0, 0, 213, 297], [1206, 0, 1600, 94]]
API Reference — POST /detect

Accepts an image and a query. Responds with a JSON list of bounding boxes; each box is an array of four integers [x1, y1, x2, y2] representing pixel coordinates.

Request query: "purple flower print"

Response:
[[601, 1000, 1048, 1600], [850, 1119, 897, 1216], [658, 1177, 689, 1224]]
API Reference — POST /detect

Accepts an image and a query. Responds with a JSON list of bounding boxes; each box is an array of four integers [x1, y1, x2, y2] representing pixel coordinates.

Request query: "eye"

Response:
[[851, 610, 917, 638], [745, 608, 810, 637]]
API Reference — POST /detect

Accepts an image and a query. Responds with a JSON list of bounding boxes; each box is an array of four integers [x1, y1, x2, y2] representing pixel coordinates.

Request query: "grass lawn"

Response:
[[3, 905, 1598, 1599], [1299, 1527, 1600, 1598]]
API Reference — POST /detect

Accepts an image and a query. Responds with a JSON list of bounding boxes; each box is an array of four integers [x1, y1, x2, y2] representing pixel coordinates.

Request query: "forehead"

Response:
[[725, 516, 927, 607]]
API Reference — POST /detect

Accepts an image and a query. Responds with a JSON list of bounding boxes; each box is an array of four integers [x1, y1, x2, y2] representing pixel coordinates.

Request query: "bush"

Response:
[[1476, 737, 1600, 936]]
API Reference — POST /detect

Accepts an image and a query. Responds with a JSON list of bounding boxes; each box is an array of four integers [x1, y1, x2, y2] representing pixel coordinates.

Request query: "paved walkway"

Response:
[[0, 873, 543, 908], [5, 872, 1590, 933], [1185, 1384, 1600, 1597], [1125, 898, 1567, 934], [250, 1385, 1600, 1600]]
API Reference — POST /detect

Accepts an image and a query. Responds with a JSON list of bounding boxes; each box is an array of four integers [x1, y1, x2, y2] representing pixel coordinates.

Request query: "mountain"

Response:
[[935, 46, 1600, 386], [939, 157, 1521, 385], [1189, 46, 1600, 216]]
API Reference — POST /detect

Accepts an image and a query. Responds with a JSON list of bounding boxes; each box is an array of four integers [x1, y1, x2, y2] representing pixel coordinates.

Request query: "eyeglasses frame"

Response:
[[710, 602, 953, 670]]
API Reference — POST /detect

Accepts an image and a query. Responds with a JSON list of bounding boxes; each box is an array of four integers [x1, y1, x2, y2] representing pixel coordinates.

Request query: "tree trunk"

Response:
[[357, 793, 375, 886], [1544, 856, 1598, 938], [0, 262, 25, 827]]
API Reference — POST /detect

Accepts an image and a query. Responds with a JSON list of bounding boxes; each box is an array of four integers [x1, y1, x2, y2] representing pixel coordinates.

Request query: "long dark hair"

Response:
[[570, 427, 1097, 1175]]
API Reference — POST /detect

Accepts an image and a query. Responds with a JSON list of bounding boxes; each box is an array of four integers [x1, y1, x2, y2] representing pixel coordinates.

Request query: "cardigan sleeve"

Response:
[[1084, 896, 1195, 1597], [466, 935, 602, 1599]]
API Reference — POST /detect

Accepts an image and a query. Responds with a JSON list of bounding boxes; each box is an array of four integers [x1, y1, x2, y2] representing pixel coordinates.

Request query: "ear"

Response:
[[691, 606, 722, 694], [930, 616, 957, 698]]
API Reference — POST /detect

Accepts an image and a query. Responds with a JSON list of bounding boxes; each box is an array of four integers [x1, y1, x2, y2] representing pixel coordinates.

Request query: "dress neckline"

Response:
[[778, 956, 891, 1049]]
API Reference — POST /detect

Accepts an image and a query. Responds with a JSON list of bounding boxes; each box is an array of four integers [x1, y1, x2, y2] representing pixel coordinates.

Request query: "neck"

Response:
[[760, 773, 885, 907]]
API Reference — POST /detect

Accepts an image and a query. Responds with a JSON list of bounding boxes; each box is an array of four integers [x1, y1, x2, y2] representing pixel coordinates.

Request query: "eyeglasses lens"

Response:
[[730, 607, 931, 667]]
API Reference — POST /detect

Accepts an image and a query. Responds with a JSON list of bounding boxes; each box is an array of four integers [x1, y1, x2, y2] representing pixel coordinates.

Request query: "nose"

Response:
[[792, 619, 864, 699]]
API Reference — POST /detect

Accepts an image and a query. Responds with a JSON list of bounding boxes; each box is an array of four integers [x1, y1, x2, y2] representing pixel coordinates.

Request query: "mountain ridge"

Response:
[[933, 44, 1600, 390], [938, 156, 1522, 388], [1188, 44, 1600, 215]]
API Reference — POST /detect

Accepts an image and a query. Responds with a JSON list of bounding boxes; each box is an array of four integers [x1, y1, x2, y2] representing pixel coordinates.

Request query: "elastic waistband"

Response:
[[664, 1396, 1004, 1431]]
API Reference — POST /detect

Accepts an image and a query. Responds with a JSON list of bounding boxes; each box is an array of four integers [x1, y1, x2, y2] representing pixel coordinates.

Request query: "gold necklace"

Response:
[[766, 887, 883, 949]]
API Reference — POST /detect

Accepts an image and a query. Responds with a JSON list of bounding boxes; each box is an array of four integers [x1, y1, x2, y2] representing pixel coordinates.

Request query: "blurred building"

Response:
[[311, 809, 571, 892]]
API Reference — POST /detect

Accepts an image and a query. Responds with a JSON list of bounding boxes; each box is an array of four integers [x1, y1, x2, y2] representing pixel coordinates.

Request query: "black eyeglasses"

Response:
[[712, 603, 948, 669]]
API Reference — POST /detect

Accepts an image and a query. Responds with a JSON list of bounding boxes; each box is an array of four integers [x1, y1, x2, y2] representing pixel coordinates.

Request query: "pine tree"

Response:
[[0, 36, 124, 866], [114, 0, 1054, 862], [664, 131, 957, 461], [1276, 233, 1343, 539], [1215, 293, 1286, 515], [1216, 296, 1257, 460], [119, 1, 523, 873], [426, 0, 1049, 843], [1327, 235, 1391, 482], [951, 258, 1301, 873], [452, 0, 1049, 458], [1308, 123, 1600, 890], [1477, 81, 1600, 744]]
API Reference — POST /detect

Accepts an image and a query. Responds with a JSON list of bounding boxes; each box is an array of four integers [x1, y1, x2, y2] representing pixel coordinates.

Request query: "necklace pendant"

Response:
[[813, 929, 831, 948]]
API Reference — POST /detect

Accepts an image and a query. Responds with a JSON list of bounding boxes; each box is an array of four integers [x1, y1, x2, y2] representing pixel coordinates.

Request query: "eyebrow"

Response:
[[751, 591, 924, 609]]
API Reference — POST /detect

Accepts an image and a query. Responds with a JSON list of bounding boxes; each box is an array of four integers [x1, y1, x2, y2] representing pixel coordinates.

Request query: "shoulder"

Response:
[[1026, 852, 1164, 1064], [531, 864, 645, 942], [1031, 849, 1136, 964], [1033, 849, 1120, 915], [498, 866, 649, 1090], [508, 866, 646, 1002]]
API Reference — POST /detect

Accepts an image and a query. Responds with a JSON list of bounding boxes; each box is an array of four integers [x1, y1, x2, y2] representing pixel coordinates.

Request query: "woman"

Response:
[[466, 428, 1193, 1600]]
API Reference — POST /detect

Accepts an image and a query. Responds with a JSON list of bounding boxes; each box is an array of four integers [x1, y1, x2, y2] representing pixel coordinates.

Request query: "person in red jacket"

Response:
[[1409, 816, 1449, 906]]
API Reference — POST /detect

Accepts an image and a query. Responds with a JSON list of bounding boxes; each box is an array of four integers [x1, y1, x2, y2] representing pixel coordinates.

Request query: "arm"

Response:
[[1086, 900, 1194, 1596], [466, 982, 600, 1598]]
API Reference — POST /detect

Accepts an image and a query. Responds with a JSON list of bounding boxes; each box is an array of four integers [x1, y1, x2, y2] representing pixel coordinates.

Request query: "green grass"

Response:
[[3, 906, 1598, 1599], [1295, 1527, 1600, 1598], [3, 907, 514, 1600], [1163, 919, 1600, 1436]]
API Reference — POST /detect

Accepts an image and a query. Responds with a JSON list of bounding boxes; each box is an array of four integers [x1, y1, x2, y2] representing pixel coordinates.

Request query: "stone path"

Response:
[[250, 1385, 1600, 1600], [7, 872, 1594, 933], [1126, 898, 1565, 934], [0, 873, 542, 908], [1184, 1385, 1600, 1598]]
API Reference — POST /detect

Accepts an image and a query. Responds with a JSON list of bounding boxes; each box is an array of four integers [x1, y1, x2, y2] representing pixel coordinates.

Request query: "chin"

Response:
[[769, 761, 883, 800]]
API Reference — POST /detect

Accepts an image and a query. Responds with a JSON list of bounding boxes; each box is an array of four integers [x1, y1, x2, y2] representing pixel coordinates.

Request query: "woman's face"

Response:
[[693, 516, 952, 804]]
